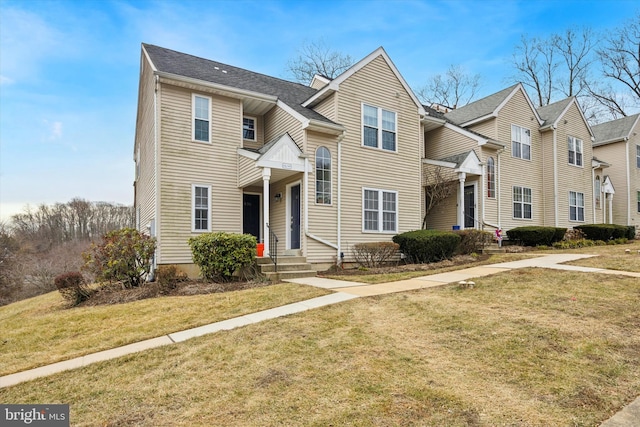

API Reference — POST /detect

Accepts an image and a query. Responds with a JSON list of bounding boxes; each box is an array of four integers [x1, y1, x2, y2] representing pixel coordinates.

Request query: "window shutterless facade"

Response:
[[192, 184, 211, 232], [243, 117, 256, 141], [362, 104, 397, 151], [568, 136, 583, 166], [487, 157, 495, 198], [513, 186, 532, 219], [363, 188, 397, 232], [192, 94, 211, 142], [315, 146, 331, 204], [511, 124, 531, 160], [569, 191, 585, 221]]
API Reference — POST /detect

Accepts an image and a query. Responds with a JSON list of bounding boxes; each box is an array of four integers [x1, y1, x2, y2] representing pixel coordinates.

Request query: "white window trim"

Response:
[[192, 184, 212, 232], [487, 157, 496, 199], [595, 175, 601, 210], [569, 190, 585, 222], [637, 190, 640, 213], [361, 103, 398, 152], [243, 116, 257, 141], [511, 124, 531, 161], [512, 185, 533, 220], [362, 187, 398, 233], [568, 136, 584, 167], [192, 94, 212, 143], [636, 144, 640, 169], [315, 146, 332, 206]]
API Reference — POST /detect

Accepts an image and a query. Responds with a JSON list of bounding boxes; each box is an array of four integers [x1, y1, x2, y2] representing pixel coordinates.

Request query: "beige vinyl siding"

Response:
[[425, 192, 457, 230], [305, 130, 339, 262], [539, 129, 555, 226], [134, 56, 157, 234], [241, 115, 264, 151], [335, 55, 423, 260], [264, 105, 303, 146], [467, 119, 497, 139], [424, 126, 476, 160], [237, 155, 262, 188], [313, 94, 337, 122], [493, 89, 544, 232], [554, 102, 594, 228], [158, 85, 243, 263]]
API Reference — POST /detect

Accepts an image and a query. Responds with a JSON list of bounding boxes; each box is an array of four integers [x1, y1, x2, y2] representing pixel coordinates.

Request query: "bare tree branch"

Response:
[[286, 39, 354, 85], [415, 65, 481, 108]]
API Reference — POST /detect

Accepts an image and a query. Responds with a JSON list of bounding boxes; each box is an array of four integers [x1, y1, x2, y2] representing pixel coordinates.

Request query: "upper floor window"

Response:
[[637, 191, 640, 213], [193, 94, 211, 142], [568, 136, 583, 166], [636, 144, 640, 168], [487, 157, 495, 198], [315, 147, 331, 204], [513, 186, 532, 219], [569, 191, 585, 222], [362, 104, 397, 151], [595, 175, 601, 209], [511, 125, 531, 160], [243, 117, 256, 141], [192, 184, 211, 232], [363, 188, 397, 232]]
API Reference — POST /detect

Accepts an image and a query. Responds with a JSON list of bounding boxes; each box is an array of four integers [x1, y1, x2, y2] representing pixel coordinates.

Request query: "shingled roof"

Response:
[[592, 113, 640, 146], [444, 84, 521, 125], [537, 97, 574, 127], [142, 43, 337, 126]]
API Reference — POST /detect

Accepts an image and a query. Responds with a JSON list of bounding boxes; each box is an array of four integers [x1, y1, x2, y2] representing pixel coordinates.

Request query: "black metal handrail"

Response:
[[267, 223, 278, 272]]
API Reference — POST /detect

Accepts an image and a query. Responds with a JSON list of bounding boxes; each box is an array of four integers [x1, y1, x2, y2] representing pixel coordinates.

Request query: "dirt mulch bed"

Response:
[[77, 278, 271, 307]]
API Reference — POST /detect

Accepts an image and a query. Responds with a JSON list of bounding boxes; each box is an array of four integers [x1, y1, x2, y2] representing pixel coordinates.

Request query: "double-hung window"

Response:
[[513, 186, 532, 219], [569, 191, 585, 222], [243, 117, 256, 141], [315, 147, 331, 204], [487, 157, 495, 198], [511, 125, 531, 160], [362, 104, 397, 151], [637, 191, 640, 213], [595, 176, 601, 209], [363, 188, 397, 232], [193, 94, 211, 142], [568, 136, 583, 166], [192, 185, 211, 232], [636, 145, 640, 168]]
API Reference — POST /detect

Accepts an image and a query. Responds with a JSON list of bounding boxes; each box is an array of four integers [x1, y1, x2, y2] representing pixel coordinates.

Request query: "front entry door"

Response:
[[289, 184, 301, 249], [464, 185, 475, 229], [243, 194, 261, 240]]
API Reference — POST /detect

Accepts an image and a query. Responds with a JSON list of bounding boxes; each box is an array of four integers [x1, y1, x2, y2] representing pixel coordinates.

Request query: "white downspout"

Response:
[[262, 168, 271, 256], [552, 125, 559, 227], [458, 172, 466, 230], [625, 139, 631, 225], [337, 131, 345, 264], [150, 74, 160, 280], [497, 148, 503, 230], [591, 165, 596, 224]]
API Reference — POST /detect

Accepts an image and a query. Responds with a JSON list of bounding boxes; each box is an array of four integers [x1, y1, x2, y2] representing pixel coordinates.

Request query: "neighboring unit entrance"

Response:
[[464, 185, 475, 229], [288, 183, 301, 249], [243, 194, 261, 240]]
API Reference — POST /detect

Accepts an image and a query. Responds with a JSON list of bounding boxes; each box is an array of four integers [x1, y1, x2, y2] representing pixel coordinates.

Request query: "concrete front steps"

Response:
[[256, 255, 317, 281], [482, 243, 506, 254]]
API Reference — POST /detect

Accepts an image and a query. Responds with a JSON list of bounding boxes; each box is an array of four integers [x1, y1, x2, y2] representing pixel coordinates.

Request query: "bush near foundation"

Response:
[[189, 232, 256, 282], [574, 224, 635, 241], [82, 228, 156, 288], [454, 229, 493, 254], [506, 226, 566, 247], [54, 271, 92, 305], [352, 242, 399, 268], [392, 230, 461, 264]]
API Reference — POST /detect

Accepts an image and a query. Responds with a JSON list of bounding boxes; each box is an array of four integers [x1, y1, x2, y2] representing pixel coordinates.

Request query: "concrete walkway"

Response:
[[1, 253, 638, 425]]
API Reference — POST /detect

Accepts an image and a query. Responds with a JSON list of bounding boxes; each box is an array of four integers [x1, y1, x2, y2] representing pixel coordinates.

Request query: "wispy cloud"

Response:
[[0, 75, 13, 85]]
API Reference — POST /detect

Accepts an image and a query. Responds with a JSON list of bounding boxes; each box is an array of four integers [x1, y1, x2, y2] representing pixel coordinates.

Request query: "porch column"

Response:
[[458, 172, 466, 230], [608, 194, 614, 224], [262, 168, 271, 256]]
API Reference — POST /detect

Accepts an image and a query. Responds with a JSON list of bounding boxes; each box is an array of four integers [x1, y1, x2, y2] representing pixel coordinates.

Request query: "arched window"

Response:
[[487, 157, 495, 198], [595, 175, 601, 209], [315, 147, 331, 204]]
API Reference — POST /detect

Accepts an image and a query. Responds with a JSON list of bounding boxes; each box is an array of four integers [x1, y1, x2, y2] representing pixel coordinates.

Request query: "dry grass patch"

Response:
[[0, 283, 328, 376], [2, 269, 637, 426], [544, 240, 640, 272]]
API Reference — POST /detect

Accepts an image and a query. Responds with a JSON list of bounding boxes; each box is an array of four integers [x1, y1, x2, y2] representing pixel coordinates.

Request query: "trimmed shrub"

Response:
[[189, 232, 256, 282], [506, 226, 566, 247], [454, 230, 492, 255], [624, 225, 637, 240], [54, 271, 92, 305], [352, 242, 399, 268], [393, 230, 461, 264], [156, 265, 188, 293], [82, 228, 156, 289], [574, 224, 632, 241]]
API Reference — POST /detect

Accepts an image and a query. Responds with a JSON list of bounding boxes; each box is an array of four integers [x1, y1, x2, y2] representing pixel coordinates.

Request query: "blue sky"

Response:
[[0, 0, 638, 221]]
